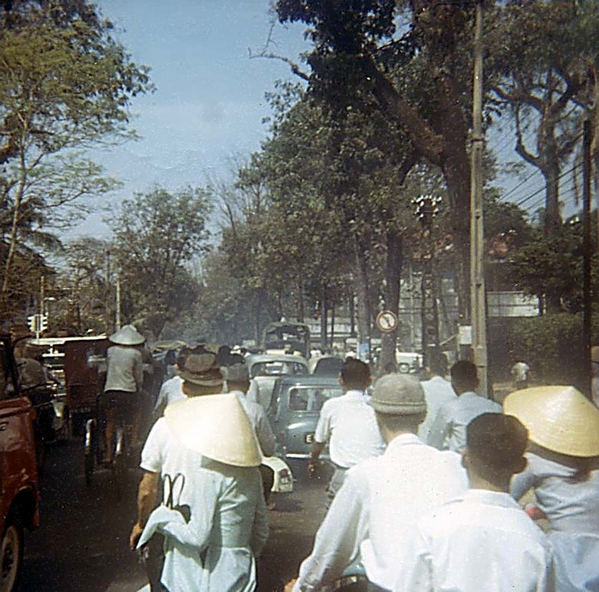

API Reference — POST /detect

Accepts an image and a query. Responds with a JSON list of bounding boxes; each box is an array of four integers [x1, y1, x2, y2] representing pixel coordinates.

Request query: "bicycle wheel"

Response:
[[113, 425, 127, 502], [84, 419, 95, 486]]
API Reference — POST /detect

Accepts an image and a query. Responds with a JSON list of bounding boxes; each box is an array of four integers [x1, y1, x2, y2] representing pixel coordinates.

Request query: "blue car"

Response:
[[267, 375, 344, 464]]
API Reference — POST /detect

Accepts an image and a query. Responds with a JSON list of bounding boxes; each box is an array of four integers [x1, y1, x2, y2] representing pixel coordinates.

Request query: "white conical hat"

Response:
[[165, 394, 262, 467], [109, 324, 145, 346], [504, 386, 599, 458]]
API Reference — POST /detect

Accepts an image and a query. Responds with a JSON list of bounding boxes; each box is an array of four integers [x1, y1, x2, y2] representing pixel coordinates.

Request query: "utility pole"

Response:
[[115, 274, 122, 331], [470, 0, 488, 396], [582, 117, 593, 398]]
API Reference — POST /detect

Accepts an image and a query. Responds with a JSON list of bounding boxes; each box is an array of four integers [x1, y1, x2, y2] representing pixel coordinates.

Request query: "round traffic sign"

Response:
[[376, 310, 398, 333]]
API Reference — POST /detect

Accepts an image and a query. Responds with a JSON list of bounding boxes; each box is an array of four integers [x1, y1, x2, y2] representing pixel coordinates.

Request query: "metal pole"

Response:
[[582, 117, 593, 398], [115, 275, 122, 331], [470, 0, 488, 396]]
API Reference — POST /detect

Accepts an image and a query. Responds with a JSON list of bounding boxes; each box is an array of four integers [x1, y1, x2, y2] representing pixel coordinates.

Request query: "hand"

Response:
[[307, 460, 318, 478], [283, 578, 298, 592], [129, 522, 144, 550]]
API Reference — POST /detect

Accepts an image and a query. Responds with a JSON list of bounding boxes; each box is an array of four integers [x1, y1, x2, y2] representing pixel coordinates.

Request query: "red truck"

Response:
[[0, 334, 39, 591]]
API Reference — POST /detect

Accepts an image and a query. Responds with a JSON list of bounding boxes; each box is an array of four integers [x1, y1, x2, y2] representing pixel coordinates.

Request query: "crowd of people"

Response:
[[98, 325, 599, 592]]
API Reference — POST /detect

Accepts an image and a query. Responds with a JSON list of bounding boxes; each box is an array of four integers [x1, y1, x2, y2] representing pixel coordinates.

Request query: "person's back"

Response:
[[418, 351, 456, 444], [395, 414, 554, 592], [428, 360, 501, 452], [105, 344, 143, 393]]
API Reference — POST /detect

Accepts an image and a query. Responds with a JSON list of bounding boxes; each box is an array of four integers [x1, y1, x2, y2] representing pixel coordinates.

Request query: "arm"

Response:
[[135, 351, 144, 392], [426, 402, 451, 450], [130, 471, 160, 548], [293, 473, 369, 591], [309, 404, 330, 475], [250, 475, 270, 557], [392, 529, 433, 592], [256, 408, 276, 457]]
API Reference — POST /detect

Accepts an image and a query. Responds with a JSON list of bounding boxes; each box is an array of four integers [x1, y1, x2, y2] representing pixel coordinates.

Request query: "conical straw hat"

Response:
[[109, 324, 145, 346], [165, 394, 262, 467], [504, 386, 599, 458]]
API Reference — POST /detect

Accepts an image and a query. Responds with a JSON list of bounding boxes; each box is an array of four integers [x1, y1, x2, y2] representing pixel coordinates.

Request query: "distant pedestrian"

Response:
[[417, 350, 456, 445], [506, 385, 599, 592], [428, 360, 501, 453], [511, 360, 531, 390], [395, 413, 555, 592], [154, 348, 189, 417]]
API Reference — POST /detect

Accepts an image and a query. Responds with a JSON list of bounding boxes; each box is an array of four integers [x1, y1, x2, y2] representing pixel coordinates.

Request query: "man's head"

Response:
[[340, 358, 371, 391], [464, 413, 528, 489], [225, 362, 251, 394], [450, 360, 479, 395], [427, 350, 448, 377], [369, 374, 427, 441], [179, 352, 224, 397]]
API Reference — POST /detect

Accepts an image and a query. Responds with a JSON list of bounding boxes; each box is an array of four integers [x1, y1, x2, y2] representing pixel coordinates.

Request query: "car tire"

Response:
[[0, 513, 23, 592], [398, 363, 411, 373]]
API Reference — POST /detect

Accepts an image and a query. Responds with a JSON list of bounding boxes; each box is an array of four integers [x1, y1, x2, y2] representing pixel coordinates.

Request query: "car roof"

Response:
[[278, 375, 342, 387], [246, 354, 308, 366]]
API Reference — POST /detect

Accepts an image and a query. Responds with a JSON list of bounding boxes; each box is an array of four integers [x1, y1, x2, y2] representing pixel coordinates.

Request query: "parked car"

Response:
[[308, 355, 344, 377], [267, 375, 344, 464], [395, 350, 423, 374], [0, 334, 40, 591], [246, 353, 309, 410]]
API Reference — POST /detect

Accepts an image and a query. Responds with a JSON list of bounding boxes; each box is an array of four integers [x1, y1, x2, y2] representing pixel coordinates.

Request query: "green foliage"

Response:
[[505, 313, 599, 384], [111, 186, 212, 338]]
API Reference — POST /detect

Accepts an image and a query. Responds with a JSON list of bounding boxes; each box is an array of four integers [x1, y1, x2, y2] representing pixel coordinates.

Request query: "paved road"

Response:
[[22, 440, 328, 592]]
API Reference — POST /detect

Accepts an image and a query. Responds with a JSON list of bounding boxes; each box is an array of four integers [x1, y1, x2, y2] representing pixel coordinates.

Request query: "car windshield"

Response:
[[288, 386, 343, 412], [251, 361, 308, 378]]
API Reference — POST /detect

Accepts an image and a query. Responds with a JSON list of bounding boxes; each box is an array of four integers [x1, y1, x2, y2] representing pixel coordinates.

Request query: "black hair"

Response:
[[467, 413, 528, 473], [341, 358, 371, 390], [428, 350, 448, 376], [450, 360, 478, 390]]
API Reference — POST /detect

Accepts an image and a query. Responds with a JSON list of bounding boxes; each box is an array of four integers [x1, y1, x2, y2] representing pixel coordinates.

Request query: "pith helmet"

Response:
[[109, 324, 145, 346], [369, 373, 427, 415], [504, 386, 599, 458], [165, 393, 262, 467]]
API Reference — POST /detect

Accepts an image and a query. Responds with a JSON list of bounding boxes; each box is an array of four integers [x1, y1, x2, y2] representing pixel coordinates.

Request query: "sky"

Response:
[[75, 0, 309, 237]]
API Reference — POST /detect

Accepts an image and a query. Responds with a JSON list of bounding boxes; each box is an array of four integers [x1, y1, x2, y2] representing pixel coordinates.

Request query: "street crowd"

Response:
[[101, 324, 599, 592]]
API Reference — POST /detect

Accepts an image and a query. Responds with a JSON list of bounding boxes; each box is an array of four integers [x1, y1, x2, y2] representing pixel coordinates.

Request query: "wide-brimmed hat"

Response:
[[504, 386, 599, 458], [109, 324, 145, 346], [369, 373, 427, 415], [165, 394, 262, 467], [591, 346, 599, 364], [178, 352, 223, 387]]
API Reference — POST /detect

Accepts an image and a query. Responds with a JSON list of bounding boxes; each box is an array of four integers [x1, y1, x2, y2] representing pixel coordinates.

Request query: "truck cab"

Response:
[[0, 334, 39, 591]]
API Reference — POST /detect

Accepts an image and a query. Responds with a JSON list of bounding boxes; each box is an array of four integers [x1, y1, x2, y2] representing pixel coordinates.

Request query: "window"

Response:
[[288, 387, 343, 412]]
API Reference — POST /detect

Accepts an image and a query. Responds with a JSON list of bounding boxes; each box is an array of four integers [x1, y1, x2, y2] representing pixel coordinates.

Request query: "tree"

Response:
[[0, 2, 151, 314], [111, 186, 212, 338], [275, 0, 477, 319]]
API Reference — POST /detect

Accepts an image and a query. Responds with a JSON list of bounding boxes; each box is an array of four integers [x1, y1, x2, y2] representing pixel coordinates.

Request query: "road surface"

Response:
[[22, 440, 329, 591]]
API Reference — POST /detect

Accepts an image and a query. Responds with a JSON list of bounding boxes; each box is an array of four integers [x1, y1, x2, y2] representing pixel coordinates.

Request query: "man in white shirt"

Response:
[[394, 413, 555, 592], [428, 360, 501, 453], [153, 348, 188, 417], [285, 373, 469, 592], [417, 350, 456, 444], [309, 358, 386, 505]]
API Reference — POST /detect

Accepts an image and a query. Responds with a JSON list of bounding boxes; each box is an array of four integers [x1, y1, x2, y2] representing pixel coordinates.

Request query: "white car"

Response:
[[262, 455, 294, 494], [395, 351, 423, 374]]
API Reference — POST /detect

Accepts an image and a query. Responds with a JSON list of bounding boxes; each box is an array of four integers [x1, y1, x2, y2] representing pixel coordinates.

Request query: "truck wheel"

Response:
[[398, 363, 410, 373], [0, 515, 23, 592]]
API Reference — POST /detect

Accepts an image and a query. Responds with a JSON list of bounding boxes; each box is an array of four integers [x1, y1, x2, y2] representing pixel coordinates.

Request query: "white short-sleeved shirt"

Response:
[[417, 376, 456, 444], [231, 391, 276, 457], [427, 391, 502, 453], [394, 489, 555, 592], [154, 375, 186, 411], [314, 390, 385, 468], [293, 434, 469, 591]]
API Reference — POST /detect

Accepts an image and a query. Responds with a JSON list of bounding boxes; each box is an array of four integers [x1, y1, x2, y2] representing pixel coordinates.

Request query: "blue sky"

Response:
[[76, 0, 308, 236]]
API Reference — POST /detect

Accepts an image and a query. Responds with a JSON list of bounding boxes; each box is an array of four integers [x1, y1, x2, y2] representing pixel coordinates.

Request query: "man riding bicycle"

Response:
[[100, 324, 145, 464]]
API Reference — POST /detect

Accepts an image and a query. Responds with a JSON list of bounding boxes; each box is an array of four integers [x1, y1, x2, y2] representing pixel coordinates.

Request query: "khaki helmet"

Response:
[[165, 394, 262, 467], [503, 386, 599, 458], [109, 324, 145, 346]]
